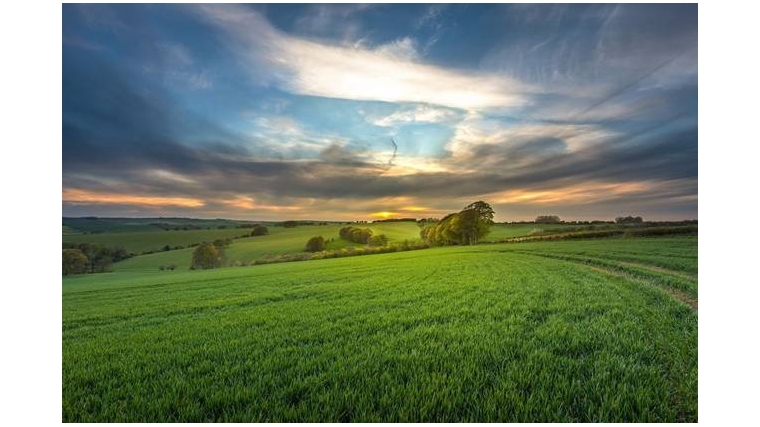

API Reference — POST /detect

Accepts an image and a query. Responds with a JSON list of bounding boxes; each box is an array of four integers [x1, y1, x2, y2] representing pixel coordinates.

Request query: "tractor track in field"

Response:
[[582, 264, 698, 311], [514, 251, 698, 311], [611, 260, 697, 281]]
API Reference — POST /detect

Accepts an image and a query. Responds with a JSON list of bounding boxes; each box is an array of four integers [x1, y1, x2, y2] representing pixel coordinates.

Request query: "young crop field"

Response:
[[63, 236, 697, 422]]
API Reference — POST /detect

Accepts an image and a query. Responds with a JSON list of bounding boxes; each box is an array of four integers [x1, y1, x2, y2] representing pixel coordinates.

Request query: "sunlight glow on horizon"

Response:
[[62, 189, 206, 208]]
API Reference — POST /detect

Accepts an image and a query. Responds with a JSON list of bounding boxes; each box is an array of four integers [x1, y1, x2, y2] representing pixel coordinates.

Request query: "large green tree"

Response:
[[420, 201, 495, 246], [459, 201, 495, 244], [191, 242, 223, 269]]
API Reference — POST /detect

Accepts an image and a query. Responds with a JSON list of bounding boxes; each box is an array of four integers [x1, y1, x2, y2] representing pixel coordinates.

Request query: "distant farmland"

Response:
[[63, 236, 697, 422], [63, 221, 631, 272]]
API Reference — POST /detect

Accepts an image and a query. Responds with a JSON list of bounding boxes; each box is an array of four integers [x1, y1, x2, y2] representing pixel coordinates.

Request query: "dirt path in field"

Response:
[[517, 251, 698, 311]]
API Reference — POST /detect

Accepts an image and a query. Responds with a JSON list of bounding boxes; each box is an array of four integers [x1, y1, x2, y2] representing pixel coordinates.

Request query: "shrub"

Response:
[[305, 236, 326, 252], [368, 234, 389, 247]]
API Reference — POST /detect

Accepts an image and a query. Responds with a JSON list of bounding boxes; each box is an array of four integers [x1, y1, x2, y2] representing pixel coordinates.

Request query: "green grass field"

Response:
[[63, 236, 697, 422]]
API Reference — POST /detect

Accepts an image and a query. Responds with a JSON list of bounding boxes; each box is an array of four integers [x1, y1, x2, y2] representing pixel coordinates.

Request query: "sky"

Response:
[[62, 3, 698, 222]]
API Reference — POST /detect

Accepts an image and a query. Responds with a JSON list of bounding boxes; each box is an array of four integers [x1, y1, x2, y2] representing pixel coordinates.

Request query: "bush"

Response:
[[305, 236, 326, 252], [368, 234, 389, 247]]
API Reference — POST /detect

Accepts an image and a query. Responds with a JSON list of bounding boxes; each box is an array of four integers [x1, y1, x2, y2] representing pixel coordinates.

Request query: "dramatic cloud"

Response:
[[62, 4, 698, 221], [193, 4, 530, 110]]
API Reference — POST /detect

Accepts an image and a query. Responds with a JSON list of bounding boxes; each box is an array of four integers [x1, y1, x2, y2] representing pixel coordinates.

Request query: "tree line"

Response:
[[420, 201, 495, 246], [62, 243, 131, 275]]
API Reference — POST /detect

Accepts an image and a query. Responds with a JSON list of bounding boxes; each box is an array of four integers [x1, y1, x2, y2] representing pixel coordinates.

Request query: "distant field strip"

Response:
[[63, 237, 697, 422]]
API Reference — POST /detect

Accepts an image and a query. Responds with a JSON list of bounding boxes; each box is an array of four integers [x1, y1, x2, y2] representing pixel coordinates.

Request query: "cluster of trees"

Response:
[[535, 215, 562, 224], [615, 216, 644, 224], [190, 238, 231, 269], [420, 201, 495, 246], [339, 226, 374, 244], [62, 243, 131, 275], [305, 236, 326, 252]]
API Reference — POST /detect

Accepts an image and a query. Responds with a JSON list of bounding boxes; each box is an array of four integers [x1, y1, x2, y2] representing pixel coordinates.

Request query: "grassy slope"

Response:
[[65, 222, 587, 270], [63, 237, 697, 422], [111, 223, 423, 272]]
